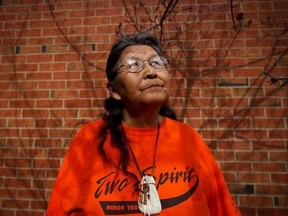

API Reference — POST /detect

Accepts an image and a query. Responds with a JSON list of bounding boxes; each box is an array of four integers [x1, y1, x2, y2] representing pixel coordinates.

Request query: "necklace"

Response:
[[126, 122, 162, 215]]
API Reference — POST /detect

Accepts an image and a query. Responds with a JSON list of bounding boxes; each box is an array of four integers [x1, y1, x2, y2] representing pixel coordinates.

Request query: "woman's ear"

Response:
[[107, 82, 121, 100]]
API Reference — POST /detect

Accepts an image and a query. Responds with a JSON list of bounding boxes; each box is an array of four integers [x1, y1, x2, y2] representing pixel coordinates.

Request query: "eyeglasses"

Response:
[[116, 56, 168, 74]]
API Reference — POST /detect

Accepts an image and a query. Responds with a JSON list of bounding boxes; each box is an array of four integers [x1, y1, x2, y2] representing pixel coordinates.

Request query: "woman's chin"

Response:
[[140, 94, 169, 106]]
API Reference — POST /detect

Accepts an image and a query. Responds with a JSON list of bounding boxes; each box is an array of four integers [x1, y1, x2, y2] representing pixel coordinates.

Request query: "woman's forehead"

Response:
[[119, 45, 158, 61]]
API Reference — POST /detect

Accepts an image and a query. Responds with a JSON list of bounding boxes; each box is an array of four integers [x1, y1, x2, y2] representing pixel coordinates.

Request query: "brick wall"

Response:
[[0, 0, 287, 215]]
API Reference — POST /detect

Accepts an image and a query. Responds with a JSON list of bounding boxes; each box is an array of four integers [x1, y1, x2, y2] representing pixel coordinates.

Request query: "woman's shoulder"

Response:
[[81, 118, 105, 129], [75, 118, 105, 139], [67, 118, 105, 154], [163, 117, 205, 144], [164, 117, 197, 133]]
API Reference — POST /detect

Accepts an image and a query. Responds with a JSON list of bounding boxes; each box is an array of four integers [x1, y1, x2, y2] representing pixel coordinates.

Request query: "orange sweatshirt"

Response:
[[47, 117, 241, 216]]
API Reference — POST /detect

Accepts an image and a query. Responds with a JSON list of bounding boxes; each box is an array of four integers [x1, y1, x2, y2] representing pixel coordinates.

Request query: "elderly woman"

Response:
[[47, 32, 241, 216]]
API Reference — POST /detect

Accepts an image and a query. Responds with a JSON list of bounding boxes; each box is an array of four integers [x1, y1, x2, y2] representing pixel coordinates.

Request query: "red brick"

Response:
[[20, 128, 48, 138], [5, 158, 31, 170], [0, 167, 17, 177], [53, 71, 81, 79], [270, 152, 288, 162], [33, 159, 60, 169], [252, 140, 285, 150], [235, 130, 268, 140], [49, 128, 75, 138], [35, 100, 63, 109], [31, 199, 48, 210], [17, 169, 46, 178], [83, 1, 110, 8], [22, 109, 49, 118], [12, 81, 38, 89], [186, 98, 216, 107], [2, 199, 29, 209], [201, 87, 232, 97], [69, 10, 95, 18], [15, 210, 44, 216], [35, 119, 62, 128], [67, 80, 91, 89], [57, 2, 82, 10], [252, 118, 285, 128], [232, 87, 264, 97], [239, 195, 273, 206], [33, 179, 56, 189], [256, 185, 288, 195], [23, 90, 50, 99], [220, 162, 252, 172], [0, 209, 15, 216], [54, 53, 80, 62], [17, 188, 45, 199], [85, 16, 110, 25], [212, 151, 235, 161], [51, 89, 78, 98], [7, 118, 34, 127], [38, 62, 66, 72], [239, 207, 256, 216], [4, 178, 32, 188], [271, 173, 288, 184], [218, 140, 251, 150], [253, 162, 286, 172], [27, 54, 53, 63], [276, 197, 288, 207], [48, 148, 67, 158], [218, 98, 249, 107], [95, 8, 123, 16], [233, 107, 265, 117], [219, 118, 251, 129], [0, 128, 19, 137], [49, 109, 78, 118], [257, 208, 288, 216], [222, 172, 236, 182], [237, 173, 270, 183], [34, 138, 63, 148], [6, 138, 33, 147], [16, 46, 41, 54], [78, 109, 103, 119], [65, 99, 92, 108], [269, 130, 288, 139], [38, 81, 65, 89], [19, 148, 47, 158], [79, 89, 107, 98], [236, 151, 268, 161]]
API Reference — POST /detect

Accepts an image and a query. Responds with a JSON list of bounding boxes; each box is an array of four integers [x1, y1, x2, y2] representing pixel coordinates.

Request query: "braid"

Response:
[[99, 97, 138, 180]]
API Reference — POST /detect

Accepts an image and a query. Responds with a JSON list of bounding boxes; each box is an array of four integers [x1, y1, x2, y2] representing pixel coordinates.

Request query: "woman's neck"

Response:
[[122, 109, 162, 128]]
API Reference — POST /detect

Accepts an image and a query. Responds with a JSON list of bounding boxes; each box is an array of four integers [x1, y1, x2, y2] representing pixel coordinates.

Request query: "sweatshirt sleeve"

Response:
[[207, 150, 241, 216], [46, 125, 87, 216], [46, 152, 70, 216], [182, 125, 241, 216]]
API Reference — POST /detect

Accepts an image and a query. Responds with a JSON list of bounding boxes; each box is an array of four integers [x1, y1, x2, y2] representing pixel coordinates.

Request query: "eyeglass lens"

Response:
[[124, 56, 167, 73]]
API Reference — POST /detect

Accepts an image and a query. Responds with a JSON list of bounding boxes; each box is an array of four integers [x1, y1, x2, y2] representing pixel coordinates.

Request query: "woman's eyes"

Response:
[[151, 60, 161, 66], [128, 61, 141, 68], [124, 57, 165, 70], [128, 62, 139, 68]]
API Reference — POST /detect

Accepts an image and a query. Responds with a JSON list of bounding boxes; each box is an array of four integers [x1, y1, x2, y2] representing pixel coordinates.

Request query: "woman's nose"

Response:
[[143, 63, 158, 79]]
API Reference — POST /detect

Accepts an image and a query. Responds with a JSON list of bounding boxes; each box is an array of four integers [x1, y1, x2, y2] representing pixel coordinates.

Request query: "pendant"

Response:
[[138, 175, 162, 215]]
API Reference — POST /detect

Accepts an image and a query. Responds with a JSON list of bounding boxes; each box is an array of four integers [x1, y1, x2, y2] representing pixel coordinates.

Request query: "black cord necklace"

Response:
[[128, 122, 160, 178], [126, 121, 162, 215]]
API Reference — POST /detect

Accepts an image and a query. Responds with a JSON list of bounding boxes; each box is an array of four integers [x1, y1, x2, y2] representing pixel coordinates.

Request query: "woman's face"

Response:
[[109, 45, 170, 111]]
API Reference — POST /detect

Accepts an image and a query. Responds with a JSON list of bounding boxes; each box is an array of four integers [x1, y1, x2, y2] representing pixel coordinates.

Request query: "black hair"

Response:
[[99, 32, 177, 183]]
